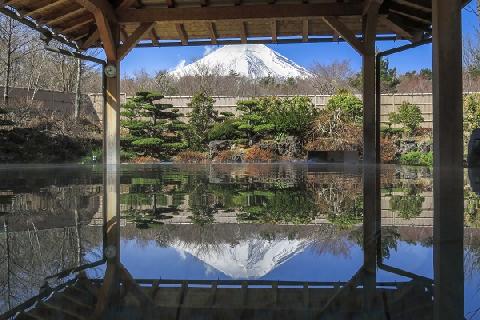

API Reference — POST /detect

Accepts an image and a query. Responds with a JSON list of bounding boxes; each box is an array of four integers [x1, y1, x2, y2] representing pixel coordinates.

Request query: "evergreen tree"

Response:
[[234, 98, 275, 145], [121, 91, 188, 159], [187, 92, 218, 150]]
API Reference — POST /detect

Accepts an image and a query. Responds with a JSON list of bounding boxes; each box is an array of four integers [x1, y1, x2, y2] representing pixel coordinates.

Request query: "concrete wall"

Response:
[[88, 93, 443, 128]]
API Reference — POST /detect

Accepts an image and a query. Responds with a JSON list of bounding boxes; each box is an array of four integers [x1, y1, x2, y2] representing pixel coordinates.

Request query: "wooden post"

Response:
[[432, 0, 464, 319], [361, 1, 381, 313]]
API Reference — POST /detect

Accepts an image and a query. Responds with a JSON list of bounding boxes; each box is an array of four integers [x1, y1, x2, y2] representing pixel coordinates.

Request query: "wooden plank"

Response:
[[117, 3, 364, 23], [207, 21, 217, 44], [118, 22, 154, 59], [176, 23, 188, 45], [302, 19, 308, 42], [271, 19, 277, 43], [322, 16, 364, 54], [389, 2, 431, 24]]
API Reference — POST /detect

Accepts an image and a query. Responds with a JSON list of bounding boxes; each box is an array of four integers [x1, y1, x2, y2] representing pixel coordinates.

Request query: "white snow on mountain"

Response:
[[170, 44, 313, 79], [171, 238, 311, 279]]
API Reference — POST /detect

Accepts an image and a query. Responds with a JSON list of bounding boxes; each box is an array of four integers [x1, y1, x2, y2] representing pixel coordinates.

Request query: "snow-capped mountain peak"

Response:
[[170, 44, 312, 79]]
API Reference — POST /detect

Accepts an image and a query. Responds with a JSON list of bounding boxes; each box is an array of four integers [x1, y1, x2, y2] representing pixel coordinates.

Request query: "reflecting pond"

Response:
[[0, 164, 479, 319]]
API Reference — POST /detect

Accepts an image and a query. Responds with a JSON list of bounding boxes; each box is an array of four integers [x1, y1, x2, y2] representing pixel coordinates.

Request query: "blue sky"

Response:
[[120, 1, 479, 76]]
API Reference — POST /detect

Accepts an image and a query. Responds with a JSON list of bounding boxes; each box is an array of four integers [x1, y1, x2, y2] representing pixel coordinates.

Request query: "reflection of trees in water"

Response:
[[0, 224, 103, 314], [389, 186, 425, 220], [309, 174, 363, 228], [237, 190, 318, 224]]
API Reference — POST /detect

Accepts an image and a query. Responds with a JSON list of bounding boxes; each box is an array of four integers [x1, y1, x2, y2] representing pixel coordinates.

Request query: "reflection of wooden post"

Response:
[[432, 1, 464, 319]]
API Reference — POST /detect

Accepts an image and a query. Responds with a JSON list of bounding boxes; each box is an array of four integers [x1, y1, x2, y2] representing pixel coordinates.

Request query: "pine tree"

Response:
[[234, 98, 274, 145], [121, 91, 188, 159]]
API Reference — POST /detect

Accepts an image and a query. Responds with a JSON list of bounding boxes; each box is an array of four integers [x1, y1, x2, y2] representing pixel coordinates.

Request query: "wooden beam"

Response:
[[176, 23, 188, 45], [95, 10, 117, 61], [396, 0, 431, 12], [302, 19, 309, 42], [118, 22, 154, 59], [322, 16, 364, 54], [73, 0, 117, 23], [150, 27, 160, 46], [271, 20, 277, 43], [116, 0, 138, 10], [80, 30, 100, 49], [120, 26, 129, 42], [117, 2, 364, 22], [240, 21, 247, 44], [382, 16, 415, 41], [207, 22, 217, 45]]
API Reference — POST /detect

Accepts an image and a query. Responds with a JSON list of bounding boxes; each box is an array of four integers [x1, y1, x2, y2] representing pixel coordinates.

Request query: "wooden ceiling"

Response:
[[0, 0, 438, 52]]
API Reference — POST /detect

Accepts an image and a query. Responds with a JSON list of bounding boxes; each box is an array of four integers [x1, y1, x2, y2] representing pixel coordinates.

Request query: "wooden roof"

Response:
[[0, 0, 439, 52]]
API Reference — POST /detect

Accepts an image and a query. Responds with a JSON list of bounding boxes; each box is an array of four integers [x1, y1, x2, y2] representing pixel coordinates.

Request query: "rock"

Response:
[[276, 136, 303, 159], [208, 140, 231, 158]]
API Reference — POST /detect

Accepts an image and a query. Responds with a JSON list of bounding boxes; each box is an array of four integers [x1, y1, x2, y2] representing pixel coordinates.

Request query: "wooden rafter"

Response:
[[388, 2, 431, 24], [240, 21, 247, 44], [302, 19, 309, 42], [150, 27, 160, 46], [47, 8, 88, 26], [80, 30, 100, 49], [116, 3, 363, 23], [395, 0, 431, 12], [323, 16, 364, 54], [176, 23, 188, 45], [271, 20, 277, 43], [61, 18, 94, 34], [118, 22, 154, 59], [207, 22, 217, 45], [24, 0, 70, 18], [95, 10, 116, 60], [120, 26, 129, 42]]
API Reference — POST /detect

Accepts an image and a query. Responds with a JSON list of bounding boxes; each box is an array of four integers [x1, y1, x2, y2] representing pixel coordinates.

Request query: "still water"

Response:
[[0, 163, 479, 319]]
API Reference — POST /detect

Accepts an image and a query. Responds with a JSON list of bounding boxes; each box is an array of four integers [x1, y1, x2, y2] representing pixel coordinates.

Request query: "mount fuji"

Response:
[[170, 44, 313, 79]]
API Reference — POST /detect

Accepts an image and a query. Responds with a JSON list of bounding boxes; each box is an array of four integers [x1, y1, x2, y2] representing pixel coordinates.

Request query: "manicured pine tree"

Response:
[[234, 98, 274, 145], [121, 92, 188, 159]]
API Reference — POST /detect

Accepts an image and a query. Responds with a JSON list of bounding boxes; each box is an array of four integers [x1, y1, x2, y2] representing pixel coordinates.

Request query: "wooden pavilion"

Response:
[[0, 0, 468, 319]]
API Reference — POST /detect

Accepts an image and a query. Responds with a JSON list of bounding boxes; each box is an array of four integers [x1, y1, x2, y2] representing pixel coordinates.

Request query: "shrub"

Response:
[[390, 188, 425, 220], [388, 102, 424, 136], [244, 146, 276, 162], [267, 96, 318, 137], [208, 119, 240, 140], [399, 151, 433, 166], [215, 150, 236, 162], [326, 90, 363, 123], [464, 93, 480, 142], [173, 150, 208, 163], [381, 137, 397, 163]]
